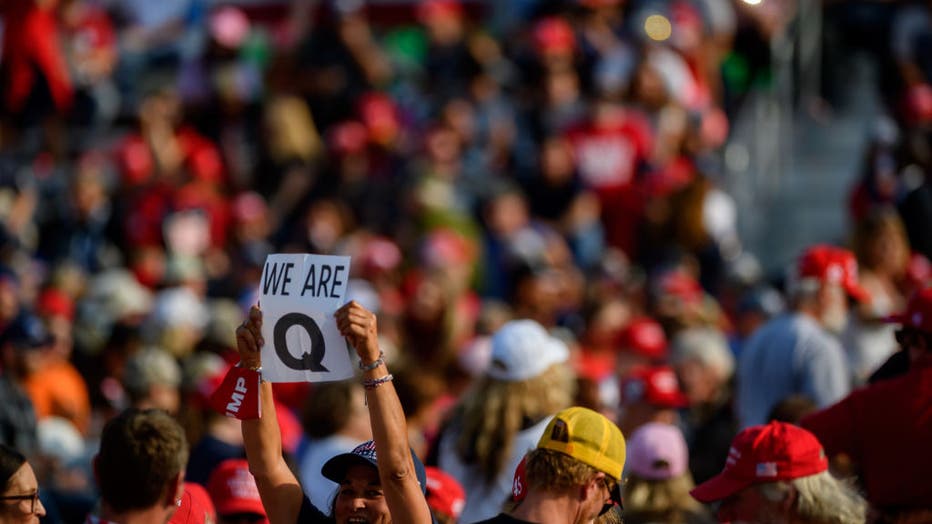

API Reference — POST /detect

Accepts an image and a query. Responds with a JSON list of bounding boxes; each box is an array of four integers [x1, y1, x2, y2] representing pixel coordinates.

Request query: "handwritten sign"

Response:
[[259, 254, 353, 383]]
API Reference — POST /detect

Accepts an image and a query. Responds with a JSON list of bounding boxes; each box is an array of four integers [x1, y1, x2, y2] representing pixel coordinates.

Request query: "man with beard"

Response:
[[736, 245, 868, 428]]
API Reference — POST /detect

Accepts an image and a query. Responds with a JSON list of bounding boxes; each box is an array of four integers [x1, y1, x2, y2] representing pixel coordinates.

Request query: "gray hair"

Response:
[[670, 327, 735, 380], [758, 471, 867, 524]]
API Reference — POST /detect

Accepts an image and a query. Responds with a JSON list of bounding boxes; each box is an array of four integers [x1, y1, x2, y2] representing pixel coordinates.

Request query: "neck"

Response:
[[512, 490, 585, 524], [99, 501, 174, 524]]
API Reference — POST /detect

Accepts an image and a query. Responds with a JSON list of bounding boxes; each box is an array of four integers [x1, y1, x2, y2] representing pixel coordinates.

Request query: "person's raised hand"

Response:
[[334, 301, 380, 364], [236, 305, 264, 369]]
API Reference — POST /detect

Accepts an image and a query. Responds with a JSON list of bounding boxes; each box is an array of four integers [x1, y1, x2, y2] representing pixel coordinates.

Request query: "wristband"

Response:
[[359, 350, 385, 371], [362, 373, 393, 390], [238, 362, 265, 383]]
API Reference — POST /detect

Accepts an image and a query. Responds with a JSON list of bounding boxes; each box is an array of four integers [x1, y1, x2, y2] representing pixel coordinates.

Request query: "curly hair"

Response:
[[96, 408, 189, 513], [454, 364, 574, 483]]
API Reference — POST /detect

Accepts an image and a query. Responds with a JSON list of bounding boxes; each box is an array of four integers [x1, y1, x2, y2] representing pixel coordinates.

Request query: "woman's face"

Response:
[[0, 463, 45, 524], [333, 464, 390, 524]]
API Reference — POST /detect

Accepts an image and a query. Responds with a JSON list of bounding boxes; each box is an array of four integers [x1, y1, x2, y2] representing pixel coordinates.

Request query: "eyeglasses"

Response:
[[1, 491, 40, 514]]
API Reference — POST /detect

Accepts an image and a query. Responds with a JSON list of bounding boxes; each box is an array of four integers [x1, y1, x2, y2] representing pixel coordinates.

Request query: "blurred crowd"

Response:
[[0, 0, 930, 523]]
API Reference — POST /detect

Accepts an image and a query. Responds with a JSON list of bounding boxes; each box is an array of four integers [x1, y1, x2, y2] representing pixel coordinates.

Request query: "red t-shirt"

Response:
[[565, 111, 653, 256], [800, 364, 932, 511]]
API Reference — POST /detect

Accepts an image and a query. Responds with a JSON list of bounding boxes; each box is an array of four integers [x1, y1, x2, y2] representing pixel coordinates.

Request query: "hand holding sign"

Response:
[[235, 305, 264, 368], [334, 301, 381, 365]]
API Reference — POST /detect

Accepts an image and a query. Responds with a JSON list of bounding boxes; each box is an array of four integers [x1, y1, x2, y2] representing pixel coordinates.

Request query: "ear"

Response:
[[780, 483, 798, 513], [166, 471, 185, 509], [580, 472, 605, 502]]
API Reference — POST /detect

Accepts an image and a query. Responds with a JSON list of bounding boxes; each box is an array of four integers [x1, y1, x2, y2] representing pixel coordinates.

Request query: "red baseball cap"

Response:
[[512, 455, 528, 503], [885, 287, 932, 334], [206, 459, 268, 520], [424, 467, 466, 521], [170, 482, 217, 524], [534, 17, 576, 55], [690, 421, 828, 502], [797, 245, 870, 303], [617, 318, 667, 360], [620, 366, 688, 408]]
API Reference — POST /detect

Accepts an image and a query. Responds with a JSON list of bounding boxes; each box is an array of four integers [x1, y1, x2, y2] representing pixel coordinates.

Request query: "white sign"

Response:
[[259, 254, 353, 383]]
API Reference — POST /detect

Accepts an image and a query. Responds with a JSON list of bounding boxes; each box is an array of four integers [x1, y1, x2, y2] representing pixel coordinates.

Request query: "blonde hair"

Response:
[[455, 364, 574, 483], [264, 95, 322, 163], [758, 471, 867, 524], [624, 473, 707, 517]]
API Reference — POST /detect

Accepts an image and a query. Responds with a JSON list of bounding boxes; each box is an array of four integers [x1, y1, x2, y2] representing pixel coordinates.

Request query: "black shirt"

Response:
[[473, 513, 538, 524]]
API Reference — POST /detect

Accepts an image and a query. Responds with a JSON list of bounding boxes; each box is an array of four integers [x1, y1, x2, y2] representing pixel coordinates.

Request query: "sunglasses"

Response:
[[1, 491, 40, 514], [895, 328, 931, 348], [598, 477, 622, 517]]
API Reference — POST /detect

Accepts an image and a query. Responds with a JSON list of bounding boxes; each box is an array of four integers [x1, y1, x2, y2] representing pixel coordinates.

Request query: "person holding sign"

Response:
[[236, 301, 432, 524]]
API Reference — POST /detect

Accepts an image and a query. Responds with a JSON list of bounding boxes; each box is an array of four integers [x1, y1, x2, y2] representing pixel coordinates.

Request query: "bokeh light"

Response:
[[644, 14, 673, 42]]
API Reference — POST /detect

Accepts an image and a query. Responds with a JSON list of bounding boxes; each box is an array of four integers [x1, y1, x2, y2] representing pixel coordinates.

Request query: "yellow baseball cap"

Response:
[[537, 407, 627, 481]]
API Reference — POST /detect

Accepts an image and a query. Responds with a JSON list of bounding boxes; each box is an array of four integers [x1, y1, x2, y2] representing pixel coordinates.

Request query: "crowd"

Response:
[[0, 0, 931, 523]]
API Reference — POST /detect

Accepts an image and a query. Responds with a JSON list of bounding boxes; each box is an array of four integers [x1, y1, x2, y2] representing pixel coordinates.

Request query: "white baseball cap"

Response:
[[486, 320, 569, 382]]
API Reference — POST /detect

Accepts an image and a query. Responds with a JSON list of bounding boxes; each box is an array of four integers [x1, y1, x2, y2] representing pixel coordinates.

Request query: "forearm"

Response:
[[364, 363, 432, 524], [242, 382, 283, 477], [242, 381, 304, 524]]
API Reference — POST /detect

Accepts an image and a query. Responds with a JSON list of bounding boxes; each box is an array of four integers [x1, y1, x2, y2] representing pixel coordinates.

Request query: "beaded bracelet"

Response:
[[358, 350, 385, 371], [362, 373, 394, 390]]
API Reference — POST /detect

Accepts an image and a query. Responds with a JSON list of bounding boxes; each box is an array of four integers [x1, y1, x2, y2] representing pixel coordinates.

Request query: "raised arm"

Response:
[[237, 306, 305, 524], [334, 301, 433, 524]]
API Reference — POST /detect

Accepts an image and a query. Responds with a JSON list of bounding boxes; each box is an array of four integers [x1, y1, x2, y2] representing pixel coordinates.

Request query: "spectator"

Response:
[[690, 421, 866, 524], [736, 245, 866, 428], [0, 444, 47, 522], [617, 365, 688, 436], [170, 482, 217, 524], [436, 319, 574, 523], [622, 423, 714, 524], [0, 314, 48, 456], [206, 459, 266, 524], [844, 207, 910, 384], [801, 286, 932, 521], [476, 406, 625, 524], [669, 327, 737, 484], [423, 467, 465, 524], [122, 347, 183, 415], [236, 302, 432, 524], [91, 408, 189, 524]]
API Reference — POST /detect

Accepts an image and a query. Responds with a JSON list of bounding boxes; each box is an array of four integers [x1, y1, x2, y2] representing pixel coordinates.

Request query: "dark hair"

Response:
[[0, 444, 26, 491], [96, 408, 188, 512], [301, 381, 358, 439]]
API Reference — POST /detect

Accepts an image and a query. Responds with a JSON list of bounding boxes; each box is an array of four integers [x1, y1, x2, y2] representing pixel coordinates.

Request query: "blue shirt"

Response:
[[737, 313, 850, 428]]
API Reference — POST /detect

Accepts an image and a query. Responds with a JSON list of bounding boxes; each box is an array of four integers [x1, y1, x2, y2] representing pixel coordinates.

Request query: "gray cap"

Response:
[[123, 348, 182, 395]]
